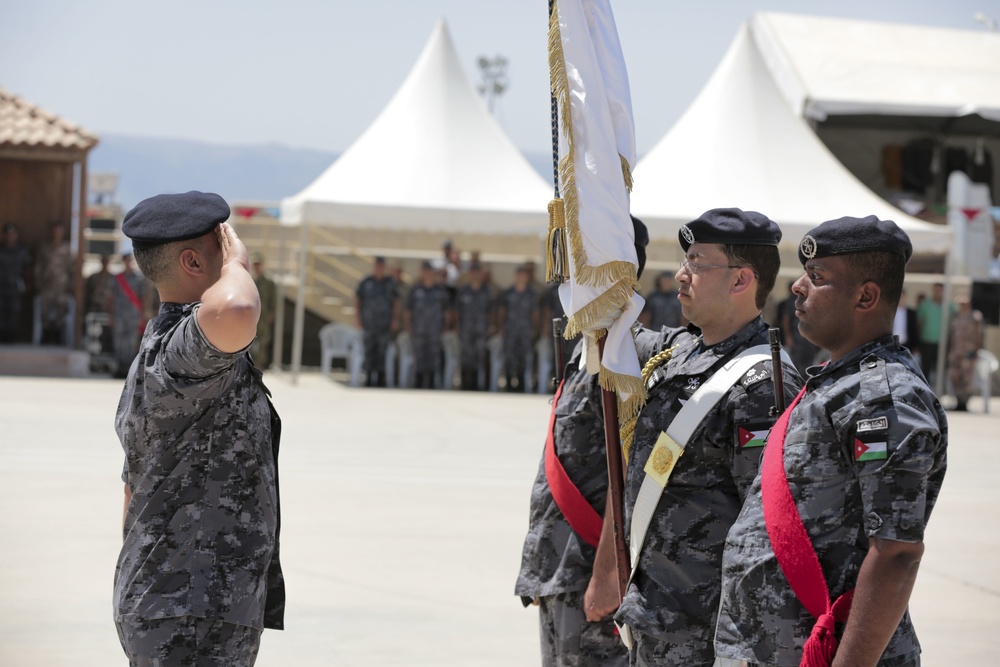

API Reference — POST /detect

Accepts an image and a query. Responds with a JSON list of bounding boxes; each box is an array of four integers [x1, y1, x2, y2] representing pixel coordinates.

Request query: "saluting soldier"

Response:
[[405, 261, 452, 389], [498, 266, 538, 392], [355, 256, 398, 387], [715, 216, 948, 667], [34, 222, 74, 345], [455, 261, 492, 390], [608, 209, 802, 666], [113, 191, 284, 666], [515, 216, 649, 667]]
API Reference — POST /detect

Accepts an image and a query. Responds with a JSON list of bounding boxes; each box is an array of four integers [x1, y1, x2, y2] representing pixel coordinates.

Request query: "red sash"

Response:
[[544, 380, 603, 548], [762, 385, 854, 667], [116, 273, 147, 334]]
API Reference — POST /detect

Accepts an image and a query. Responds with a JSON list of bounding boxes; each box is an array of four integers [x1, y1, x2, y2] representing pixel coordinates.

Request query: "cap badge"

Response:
[[800, 235, 818, 259], [680, 225, 695, 245]]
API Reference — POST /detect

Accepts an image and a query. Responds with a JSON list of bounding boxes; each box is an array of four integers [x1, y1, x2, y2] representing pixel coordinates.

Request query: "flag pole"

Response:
[[598, 335, 632, 601]]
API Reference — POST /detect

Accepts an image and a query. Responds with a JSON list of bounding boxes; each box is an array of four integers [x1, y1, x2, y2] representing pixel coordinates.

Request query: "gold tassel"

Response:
[[621, 154, 633, 193], [546, 198, 569, 283]]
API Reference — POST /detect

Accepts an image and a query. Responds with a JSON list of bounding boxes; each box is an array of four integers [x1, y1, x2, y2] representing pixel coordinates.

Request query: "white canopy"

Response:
[[630, 17, 952, 253], [753, 12, 1000, 125], [280, 19, 551, 235]]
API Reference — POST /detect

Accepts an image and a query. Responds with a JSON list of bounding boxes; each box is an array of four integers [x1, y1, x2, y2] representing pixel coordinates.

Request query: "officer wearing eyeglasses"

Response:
[[606, 208, 802, 666]]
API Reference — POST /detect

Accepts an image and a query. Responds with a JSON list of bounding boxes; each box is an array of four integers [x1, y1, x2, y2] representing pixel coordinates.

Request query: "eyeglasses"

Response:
[[679, 259, 749, 274]]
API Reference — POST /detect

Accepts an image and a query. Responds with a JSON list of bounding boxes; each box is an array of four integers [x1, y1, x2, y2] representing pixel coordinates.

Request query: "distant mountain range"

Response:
[[89, 134, 554, 210]]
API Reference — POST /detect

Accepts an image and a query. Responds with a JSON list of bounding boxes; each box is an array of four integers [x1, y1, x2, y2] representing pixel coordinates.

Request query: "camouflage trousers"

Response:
[[629, 631, 713, 667], [115, 615, 262, 666], [538, 590, 628, 667]]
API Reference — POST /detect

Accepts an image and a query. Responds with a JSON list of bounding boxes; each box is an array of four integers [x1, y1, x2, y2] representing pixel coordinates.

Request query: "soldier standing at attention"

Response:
[[405, 261, 452, 389], [715, 217, 948, 667], [0, 223, 31, 343], [113, 191, 284, 666], [515, 217, 649, 667], [455, 261, 492, 390], [609, 209, 802, 666], [111, 254, 148, 378], [355, 256, 398, 387], [34, 222, 74, 345], [251, 253, 277, 370], [498, 266, 538, 392]]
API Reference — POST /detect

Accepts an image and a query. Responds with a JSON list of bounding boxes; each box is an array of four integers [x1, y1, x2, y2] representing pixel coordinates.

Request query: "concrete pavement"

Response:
[[0, 372, 997, 665]]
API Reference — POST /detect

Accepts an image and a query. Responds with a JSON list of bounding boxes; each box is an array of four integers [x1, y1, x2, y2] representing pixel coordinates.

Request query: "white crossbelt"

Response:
[[618, 344, 792, 649]]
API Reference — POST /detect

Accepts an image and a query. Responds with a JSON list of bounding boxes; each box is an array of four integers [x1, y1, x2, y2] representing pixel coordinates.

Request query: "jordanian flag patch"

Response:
[[854, 438, 887, 462], [738, 426, 769, 449]]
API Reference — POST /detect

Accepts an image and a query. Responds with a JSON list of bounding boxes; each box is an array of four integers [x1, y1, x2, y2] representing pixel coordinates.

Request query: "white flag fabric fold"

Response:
[[549, 0, 645, 415]]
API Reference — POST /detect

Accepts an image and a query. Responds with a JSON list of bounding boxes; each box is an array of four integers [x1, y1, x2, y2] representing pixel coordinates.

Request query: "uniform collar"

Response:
[[806, 333, 897, 382]]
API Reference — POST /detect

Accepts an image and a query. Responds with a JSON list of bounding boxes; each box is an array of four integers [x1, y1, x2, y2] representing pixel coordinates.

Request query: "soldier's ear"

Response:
[[177, 247, 207, 279], [856, 280, 881, 314]]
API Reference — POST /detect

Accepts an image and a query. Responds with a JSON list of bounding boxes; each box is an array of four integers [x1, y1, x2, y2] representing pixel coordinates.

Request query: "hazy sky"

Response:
[[2, 0, 997, 156]]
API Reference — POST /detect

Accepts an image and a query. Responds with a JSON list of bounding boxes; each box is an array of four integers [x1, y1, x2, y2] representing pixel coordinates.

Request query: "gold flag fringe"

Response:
[[563, 276, 639, 339]]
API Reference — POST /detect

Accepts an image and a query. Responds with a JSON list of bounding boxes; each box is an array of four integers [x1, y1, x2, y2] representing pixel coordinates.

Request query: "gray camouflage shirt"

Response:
[[614, 317, 802, 665], [716, 335, 947, 667], [114, 302, 285, 630], [515, 341, 605, 599]]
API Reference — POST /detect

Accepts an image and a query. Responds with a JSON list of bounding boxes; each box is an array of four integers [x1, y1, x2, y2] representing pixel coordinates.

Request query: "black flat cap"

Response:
[[679, 208, 781, 251], [798, 215, 912, 265], [122, 191, 230, 244]]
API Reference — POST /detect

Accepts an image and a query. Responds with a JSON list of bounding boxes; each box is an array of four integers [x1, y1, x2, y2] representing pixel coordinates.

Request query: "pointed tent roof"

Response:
[[281, 19, 550, 235], [630, 18, 951, 253]]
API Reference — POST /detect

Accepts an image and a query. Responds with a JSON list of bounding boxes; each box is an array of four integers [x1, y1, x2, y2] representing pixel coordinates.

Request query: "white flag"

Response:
[[549, 0, 644, 415]]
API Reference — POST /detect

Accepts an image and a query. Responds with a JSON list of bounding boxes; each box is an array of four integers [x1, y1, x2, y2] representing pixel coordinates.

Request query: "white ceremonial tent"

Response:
[[280, 19, 551, 236], [630, 14, 955, 255], [279, 19, 552, 378]]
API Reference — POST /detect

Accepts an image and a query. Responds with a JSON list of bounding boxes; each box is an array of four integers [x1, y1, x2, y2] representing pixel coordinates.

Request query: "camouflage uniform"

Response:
[[0, 241, 30, 342], [114, 302, 285, 665], [357, 274, 397, 386], [253, 272, 277, 369], [947, 308, 983, 407], [500, 284, 537, 391], [34, 240, 73, 343], [456, 282, 492, 390], [613, 317, 802, 666], [84, 269, 114, 317], [516, 340, 627, 667], [112, 270, 148, 375], [716, 335, 947, 667], [406, 282, 450, 388], [115, 615, 261, 667], [640, 288, 682, 331]]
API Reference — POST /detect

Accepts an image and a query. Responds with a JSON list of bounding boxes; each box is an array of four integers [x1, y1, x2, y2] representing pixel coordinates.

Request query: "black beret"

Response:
[[798, 215, 912, 265], [679, 208, 781, 251], [122, 191, 230, 244], [631, 215, 649, 248]]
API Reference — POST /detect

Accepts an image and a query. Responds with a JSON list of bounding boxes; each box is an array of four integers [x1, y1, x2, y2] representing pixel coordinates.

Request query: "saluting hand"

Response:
[[217, 222, 249, 271]]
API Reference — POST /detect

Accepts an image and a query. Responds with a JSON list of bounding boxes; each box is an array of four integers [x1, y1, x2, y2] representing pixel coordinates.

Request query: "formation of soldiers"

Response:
[[355, 253, 567, 391], [517, 209, 948, 667]]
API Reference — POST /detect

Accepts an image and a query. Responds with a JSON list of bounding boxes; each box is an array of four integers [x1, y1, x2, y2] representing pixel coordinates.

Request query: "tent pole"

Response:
[[291, 223, 308, 385], [272, 231, 287, 373]]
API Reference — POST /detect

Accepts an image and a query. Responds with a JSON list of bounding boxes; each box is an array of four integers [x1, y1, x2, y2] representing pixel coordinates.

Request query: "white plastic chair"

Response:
[[975, 349, 999, 413], [441, 331, 460, 390], [318, 323, 364, 386], [396, 331, 414, 389], [488, 334, 504, 392]]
